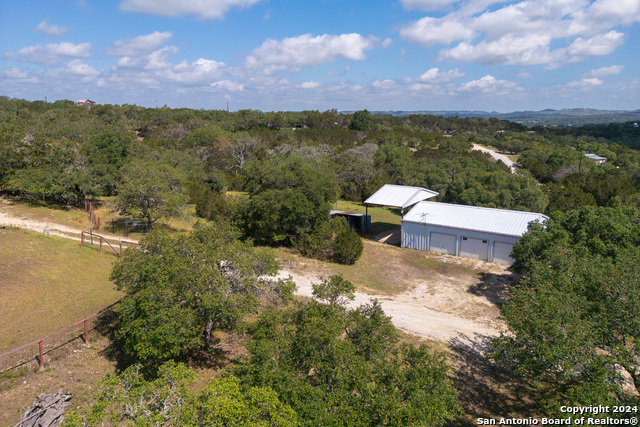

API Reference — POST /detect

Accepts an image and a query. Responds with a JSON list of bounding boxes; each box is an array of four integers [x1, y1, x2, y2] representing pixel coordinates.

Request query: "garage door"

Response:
[[493, 242, 515, 264], [460, 237, 489, 261], [430, 232, 456, 255]]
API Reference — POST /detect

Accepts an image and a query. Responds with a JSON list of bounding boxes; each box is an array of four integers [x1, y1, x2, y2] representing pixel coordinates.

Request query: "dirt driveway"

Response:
[[278, 242, 515, 354], [472, 144, 517, 173], [1, 200, 511, 354]]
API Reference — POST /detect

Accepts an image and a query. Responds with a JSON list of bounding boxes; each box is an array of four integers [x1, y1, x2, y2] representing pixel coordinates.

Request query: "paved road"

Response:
[[472, 144, 517, 174]]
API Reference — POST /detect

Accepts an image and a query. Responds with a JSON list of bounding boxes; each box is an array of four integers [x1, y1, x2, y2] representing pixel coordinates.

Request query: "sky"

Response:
[[1, 0, 639, 112]]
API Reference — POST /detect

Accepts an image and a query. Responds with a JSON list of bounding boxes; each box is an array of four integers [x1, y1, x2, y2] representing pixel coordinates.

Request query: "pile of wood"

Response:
[[14, 391, 72, 427]]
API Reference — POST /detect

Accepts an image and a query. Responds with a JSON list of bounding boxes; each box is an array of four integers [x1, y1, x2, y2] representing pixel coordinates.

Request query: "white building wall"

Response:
[[401, 220, 521, 263]]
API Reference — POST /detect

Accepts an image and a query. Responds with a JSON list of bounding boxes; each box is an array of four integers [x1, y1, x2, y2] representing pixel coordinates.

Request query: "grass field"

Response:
[[332, 200, 403, 237], [0, 228, 121, 350]]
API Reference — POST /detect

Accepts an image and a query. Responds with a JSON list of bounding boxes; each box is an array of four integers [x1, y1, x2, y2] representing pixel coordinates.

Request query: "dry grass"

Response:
[[0, 228, 121, 350], [0, 198, 91, 229], [273, 239, 476, 296]]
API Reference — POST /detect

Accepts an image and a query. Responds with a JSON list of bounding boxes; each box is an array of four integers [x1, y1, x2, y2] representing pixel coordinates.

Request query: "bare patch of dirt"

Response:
[[0, 333, 117, 426], [277, 240, 516, 354]]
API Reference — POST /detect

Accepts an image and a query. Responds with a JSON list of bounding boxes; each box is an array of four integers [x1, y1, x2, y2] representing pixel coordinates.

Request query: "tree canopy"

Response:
[[492, 206, 640, 415], [111, 221, 295, 365]]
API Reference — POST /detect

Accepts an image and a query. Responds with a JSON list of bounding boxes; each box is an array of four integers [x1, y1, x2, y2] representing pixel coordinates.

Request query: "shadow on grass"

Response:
[[445, 335, 542, 426], [468, 271, 519, 306], [363, 221, 400, 240], [95, 307, 241, 378]]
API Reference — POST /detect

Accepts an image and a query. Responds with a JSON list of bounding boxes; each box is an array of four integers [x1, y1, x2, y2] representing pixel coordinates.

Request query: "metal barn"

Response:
[[401, 202, 548, 264]]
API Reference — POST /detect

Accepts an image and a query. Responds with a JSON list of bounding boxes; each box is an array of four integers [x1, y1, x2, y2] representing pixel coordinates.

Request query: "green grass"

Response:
[[0, 228, 122, 350], [332, 200, 403, 237]]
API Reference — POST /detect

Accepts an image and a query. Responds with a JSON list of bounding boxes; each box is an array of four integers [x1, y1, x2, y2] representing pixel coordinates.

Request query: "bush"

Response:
[[299, 217, 364, 265], [332, 226, 363, 265]]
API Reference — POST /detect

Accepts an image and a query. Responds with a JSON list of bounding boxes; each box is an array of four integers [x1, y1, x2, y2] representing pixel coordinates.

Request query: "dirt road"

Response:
[[472, 144, 517, 174], [0, 200, 137, 244], [279, 252, 511, 354], [1, 201, 506, 354]]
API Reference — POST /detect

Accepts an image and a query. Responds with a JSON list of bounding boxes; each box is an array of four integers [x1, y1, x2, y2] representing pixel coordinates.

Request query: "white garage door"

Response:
[[430, 232, 456, 255], [493, 242, 515, 264], [460, 237, 489, 261]]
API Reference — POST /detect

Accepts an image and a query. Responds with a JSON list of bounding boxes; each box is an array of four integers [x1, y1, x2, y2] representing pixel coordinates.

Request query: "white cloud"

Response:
[[63, 59, 100, 78], [105, 31, 173, 57], [400, 17, 475, 46], [401, 0, 635, 68], [440, 34, 555, 65], [565, 77, 604, 88], [3, 67, 39, 83], [34, 19, 69, 37], [566, 31, 624, 60], [209, 80, 244, 91], [4, 42, 91, 66], [327, 66, 351, 76], [382, 38, 393, 48], [569, 0, 640, 34], [160, 58, 226, 84], [588, 65, 623, 77], [417, 67, 465, 82], [119, 0, 263, 19], [245, 33, 377, 74], [299, 81, 320, 89], [114, 46, 179, 70], [458, 75, 520, 94], [371, 79, 396, 89]]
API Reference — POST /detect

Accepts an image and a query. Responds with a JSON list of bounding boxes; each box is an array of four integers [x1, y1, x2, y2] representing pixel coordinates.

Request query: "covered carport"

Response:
[[363, 184, 439, 238]]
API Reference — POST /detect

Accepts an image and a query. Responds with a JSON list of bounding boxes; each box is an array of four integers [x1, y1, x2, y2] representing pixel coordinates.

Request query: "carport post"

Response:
[[365, 204, 368, 238]]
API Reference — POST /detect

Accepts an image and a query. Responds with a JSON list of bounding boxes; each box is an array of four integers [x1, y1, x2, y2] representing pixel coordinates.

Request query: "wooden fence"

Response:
[[0, 301, 121, 373], [80, 230, 138, 255]]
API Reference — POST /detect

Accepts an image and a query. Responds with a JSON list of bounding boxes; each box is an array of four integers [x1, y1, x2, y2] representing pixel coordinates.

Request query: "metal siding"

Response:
[[401, 221, 429, 251], [402, 221, 520, 262], [430, 232, 457, 255], [493, 242, 515, 264], [460, 237, 489, 261]]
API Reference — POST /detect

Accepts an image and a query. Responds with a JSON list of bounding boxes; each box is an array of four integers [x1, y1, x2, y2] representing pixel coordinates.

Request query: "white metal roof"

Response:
[[364, 184, 439, 208], [584, 153, 607, 161], [402, 201, 548, 237]]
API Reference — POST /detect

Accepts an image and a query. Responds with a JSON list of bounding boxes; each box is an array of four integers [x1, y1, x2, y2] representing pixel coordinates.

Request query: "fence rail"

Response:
[[80, 200, 100, 230], [0, 301, 121, 373], [80, 230, 138, 255]]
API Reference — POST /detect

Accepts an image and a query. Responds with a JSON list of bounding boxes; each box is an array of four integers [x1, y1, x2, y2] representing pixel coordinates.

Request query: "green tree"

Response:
[[63, 362, 298, 426], [115, 160, 187, 220], [236, 275, 462, 426], [493, 206, 640, 415], [240, 155, 339, 246], [111, 222, 295, 364], [349, 109, 373, 131]]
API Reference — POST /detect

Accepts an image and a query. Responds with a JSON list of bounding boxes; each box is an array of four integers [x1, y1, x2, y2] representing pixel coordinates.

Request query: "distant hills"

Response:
[[351, 108, 640, 127]]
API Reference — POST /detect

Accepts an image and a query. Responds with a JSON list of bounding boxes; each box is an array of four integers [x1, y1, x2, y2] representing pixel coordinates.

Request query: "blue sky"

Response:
[[1, 0, 638, 112]]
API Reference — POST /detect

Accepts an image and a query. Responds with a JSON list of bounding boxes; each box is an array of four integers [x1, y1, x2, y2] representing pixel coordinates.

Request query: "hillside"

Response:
[[362, 108, 640, 127]]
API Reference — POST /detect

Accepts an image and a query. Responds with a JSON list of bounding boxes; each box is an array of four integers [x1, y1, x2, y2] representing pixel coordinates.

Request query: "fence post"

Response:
[[81, 231, 84, 247], [97, 217, 100, 230], [119, 240, 122, 255], [38, 340, 44, 370], [83, 319, 89, 346], [99, 237, 102, 253]]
